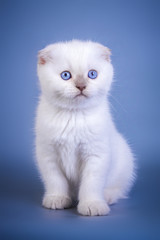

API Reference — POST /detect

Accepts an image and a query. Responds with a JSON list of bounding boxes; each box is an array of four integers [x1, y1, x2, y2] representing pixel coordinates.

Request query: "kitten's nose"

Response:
[[76, 85, 86, 92]]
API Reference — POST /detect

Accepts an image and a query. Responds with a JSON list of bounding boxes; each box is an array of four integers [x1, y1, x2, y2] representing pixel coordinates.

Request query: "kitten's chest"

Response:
[[50, 112, 89, 182], [50, 111, 92, 145], [46, 108, 107, 182]]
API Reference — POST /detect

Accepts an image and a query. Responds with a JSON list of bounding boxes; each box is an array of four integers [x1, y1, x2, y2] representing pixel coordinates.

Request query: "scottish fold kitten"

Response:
[[35, 40, 135, 216]]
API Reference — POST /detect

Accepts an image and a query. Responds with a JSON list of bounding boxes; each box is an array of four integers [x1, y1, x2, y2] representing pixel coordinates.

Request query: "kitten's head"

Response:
[[37, 40, 113, 109]]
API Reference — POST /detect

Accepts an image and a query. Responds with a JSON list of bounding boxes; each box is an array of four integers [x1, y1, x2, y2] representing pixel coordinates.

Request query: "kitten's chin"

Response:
[[52, 94, 94, 110], [50, 91, 104, 110]]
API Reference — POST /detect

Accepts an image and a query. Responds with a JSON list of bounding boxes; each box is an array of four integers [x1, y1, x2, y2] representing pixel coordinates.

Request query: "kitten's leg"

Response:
[[36, 144, 72, 209], [104, 135, 135, 205], [77, 156, 110, 216], [104, 187, 127, 205]]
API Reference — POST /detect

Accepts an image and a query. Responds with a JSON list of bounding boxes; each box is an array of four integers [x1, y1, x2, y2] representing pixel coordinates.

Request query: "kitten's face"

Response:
[[37, 40, 113, 109]]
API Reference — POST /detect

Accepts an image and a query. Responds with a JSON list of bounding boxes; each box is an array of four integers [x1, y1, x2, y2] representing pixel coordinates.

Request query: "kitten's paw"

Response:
[[104, 188, 126, 205], [42, 194, 72, 209], [77, 200, 110, 216]]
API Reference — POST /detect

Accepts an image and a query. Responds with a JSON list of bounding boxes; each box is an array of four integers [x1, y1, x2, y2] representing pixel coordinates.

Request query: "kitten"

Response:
[[35, 40, 135, 216]]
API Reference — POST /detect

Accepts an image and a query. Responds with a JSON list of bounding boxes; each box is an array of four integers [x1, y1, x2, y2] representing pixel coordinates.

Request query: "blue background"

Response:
[[0, 0, 160, 239]]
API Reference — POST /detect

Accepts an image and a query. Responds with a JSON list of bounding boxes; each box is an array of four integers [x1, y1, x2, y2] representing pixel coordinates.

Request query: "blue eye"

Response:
[[88, 70, 98, 79], [61, 71, 71, 80]]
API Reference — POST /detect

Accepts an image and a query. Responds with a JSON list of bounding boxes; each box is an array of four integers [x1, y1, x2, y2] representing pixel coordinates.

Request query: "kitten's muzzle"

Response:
[[76, 85, 86, 92], [74, 84, 87, 98], [75, 75, 87, 92], [75, 78, 87, 97]]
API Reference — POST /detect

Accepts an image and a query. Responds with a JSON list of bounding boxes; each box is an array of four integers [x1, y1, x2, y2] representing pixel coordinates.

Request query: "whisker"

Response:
[[109, 101, 117, 113], [109, 94, 127, 113]]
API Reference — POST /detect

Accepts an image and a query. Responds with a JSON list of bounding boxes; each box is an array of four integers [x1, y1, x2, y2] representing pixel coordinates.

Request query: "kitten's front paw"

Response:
[[77, 200, 110, 216], [42, 194, 72, 209]]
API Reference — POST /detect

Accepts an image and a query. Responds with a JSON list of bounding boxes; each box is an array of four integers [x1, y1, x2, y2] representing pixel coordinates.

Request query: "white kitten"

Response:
[[35, 40, 135, 216]]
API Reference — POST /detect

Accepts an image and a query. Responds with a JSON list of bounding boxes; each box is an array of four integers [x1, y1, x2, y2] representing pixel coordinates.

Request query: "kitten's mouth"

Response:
[[75, 93, 87, 98]]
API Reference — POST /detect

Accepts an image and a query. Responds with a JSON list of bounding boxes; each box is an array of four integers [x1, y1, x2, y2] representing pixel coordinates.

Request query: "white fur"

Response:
[[35, 40, 135, 216]]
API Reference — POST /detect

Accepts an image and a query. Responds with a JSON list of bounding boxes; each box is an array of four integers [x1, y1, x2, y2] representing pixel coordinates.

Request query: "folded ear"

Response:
[[38, 47, 52, 65], [95, 43, 111, 62], [101, 46, 112, 62]]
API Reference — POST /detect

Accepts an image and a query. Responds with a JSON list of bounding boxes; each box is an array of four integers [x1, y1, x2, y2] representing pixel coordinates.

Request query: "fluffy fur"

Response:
[[35, 40, 135, 216]]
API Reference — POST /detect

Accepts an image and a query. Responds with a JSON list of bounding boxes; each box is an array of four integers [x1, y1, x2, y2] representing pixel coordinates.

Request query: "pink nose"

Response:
[[76, 85, 86, 91]]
